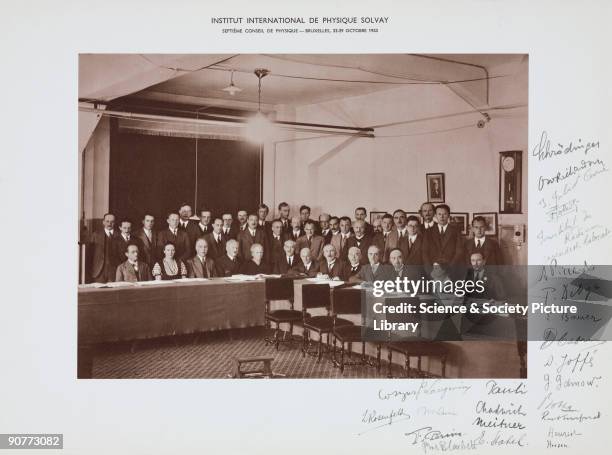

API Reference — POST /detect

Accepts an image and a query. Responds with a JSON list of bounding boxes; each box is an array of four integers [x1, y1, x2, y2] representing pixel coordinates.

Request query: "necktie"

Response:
[[477, 239, 482, 248], [409, 238, 413, 250], [288, 257, 292, 266], [126, 235, 130, 241], [307, 237, 311, 248], [173, 229, 177, 236]]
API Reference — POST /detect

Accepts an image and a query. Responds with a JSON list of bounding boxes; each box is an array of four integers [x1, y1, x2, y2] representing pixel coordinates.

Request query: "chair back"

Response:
[[332, 287, 363, 316], [301, 283, 331, 310], [265, 277, 294, 301]]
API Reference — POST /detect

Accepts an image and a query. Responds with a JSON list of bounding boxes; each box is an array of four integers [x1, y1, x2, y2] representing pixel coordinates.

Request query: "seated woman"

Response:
[[239, 243, 271, 276], [152, 241, 187, 280]]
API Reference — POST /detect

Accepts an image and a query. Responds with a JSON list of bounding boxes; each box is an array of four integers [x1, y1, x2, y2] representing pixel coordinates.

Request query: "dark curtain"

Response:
[[109, 126, 261, 224]]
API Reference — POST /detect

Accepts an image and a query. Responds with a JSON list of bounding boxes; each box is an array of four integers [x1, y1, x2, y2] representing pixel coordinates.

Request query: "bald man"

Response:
[[215, 239, 242, 277], [273, 240, 299, 275], [356, 245, 394, 282]]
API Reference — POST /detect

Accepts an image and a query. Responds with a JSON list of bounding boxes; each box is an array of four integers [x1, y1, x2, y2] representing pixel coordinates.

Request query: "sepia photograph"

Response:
[[78, 53, 528, 380]]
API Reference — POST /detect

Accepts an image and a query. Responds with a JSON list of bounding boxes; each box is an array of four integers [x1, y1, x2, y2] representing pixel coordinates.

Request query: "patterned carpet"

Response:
[[92, 328, 430, 379]]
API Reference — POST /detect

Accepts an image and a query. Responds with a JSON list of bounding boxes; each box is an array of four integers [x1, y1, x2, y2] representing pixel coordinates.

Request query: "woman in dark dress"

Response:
[[239, 243, 271, 276], [152, 241, 187, 280]]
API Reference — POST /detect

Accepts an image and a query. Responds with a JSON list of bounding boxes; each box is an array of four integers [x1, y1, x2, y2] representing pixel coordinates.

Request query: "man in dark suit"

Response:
[[293, 247, 319, 278], [346, 246, 363, 282], [233, 209, 248, 236], [388, 248, 422, 281], [267, 220, 288, 267], [157, 212, 191, 262], [296, 221, 325, 260], [384, 210, 408, 262], [423, 204, 464, 274], [317, 244, 348, 281], [204, 218, 226, 259], [197, 209, 213, 237], [464, 216, 502, 266], [346, 220, 373, 265], [115, 243, 153, 282], [403, 215, 425, 266], [318, 213, 331, 240], [273, 239, 299, 275], [276, 202, 291, 235], [354, 207, 374, 236], [373, 213, 394, 262], [134, 213, 158, 268], [356, 245, 394, 283], [186, 238, 216, 278], [90, 212, 120, 283], [237, 214, 267, 261], [178, 203, 200, 251], [221, 213, 235, 239], [330, 216, 352, 261], [215, 239, 242, 277], [464, 251, 505, 300], [112, 219, 141, 267], [299, 205, 317, 232], [289, 216, 304, 242], [420, 202, 437, 231], [257, 203, 272, 233]]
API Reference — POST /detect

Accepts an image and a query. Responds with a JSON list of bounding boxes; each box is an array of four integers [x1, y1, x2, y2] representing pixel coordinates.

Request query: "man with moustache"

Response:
[[330, 216, 353, 261], [317, 244, 348, 281], [237, 213, 267, 262], [215, 239, 242, 277], [373, 213, 394, 262], [273, 239, 299, 275], [420, 202, 437, 231], [346, 219, 373, 265], [294, 247, 319, 278], [267, 219, 288, 267], [318, 213, 332, 243], [178, 203, 200, 251], [115, 243, 153, 282]]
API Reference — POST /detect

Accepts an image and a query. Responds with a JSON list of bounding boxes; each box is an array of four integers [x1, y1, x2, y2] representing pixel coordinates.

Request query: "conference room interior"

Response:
[[78, 53, 528, 379]]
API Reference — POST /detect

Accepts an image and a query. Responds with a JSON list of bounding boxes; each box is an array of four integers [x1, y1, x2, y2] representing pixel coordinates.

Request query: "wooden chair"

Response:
[[264, 277, 306, 350], [301, 283, 353, 362], [385, 297, 451, 378], [331, 287, 372, 373]]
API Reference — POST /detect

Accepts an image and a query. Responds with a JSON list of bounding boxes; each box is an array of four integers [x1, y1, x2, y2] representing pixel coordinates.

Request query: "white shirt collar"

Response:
[[475, 236, 486, 245], [438, 223, 449, 233], [409, 234, 417, 242]]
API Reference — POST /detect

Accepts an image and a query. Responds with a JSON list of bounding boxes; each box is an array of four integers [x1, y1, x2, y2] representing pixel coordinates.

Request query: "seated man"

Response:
[[317, 244, 348, 281], [464, 216, 502, 265], [215, 239, 242, 277], [356, 245, 394, 283], [296, 221, 325, 260], [346, 246, 363, 282], [115, 243, 152, 282], [240, 243, 271, 275], [293, 247, 319, 278], [186, 237, 216, 278], [273, 239, 299, 275], [464, 251, 505, 301], [388, 248, 408, 279]]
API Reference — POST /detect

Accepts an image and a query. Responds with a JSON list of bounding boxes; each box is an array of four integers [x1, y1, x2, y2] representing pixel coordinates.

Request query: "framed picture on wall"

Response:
[[499, 150, 522, 213], [426, 173, 445, 203], [370, 211, 387, 226], [473, 212, 498, 237], [449, 212, 469, 235]]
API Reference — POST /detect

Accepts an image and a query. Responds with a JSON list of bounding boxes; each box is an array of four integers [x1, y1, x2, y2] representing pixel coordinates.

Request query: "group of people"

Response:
[[88, 201, 503, 289]]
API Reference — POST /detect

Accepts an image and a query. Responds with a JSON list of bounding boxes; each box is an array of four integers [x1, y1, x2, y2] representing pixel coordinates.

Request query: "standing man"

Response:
[[354, 207, 374, 236], [346, 219, 373, 265], [330, 216, 353, 261], [464, 216, 502, 265], [204, 218, 226, 259], [384, 209, 408, 262], [113, 219, 139, 266], [237, 214, 267, 261], [157, 212, 191, 262], [374, 213, 394, 262], [423, 204, 464, 273], [296, 221, 325, 260], [267, 220, 288, 267], [90, 212, 119, 283], [257, 204, 271, 232], [420, 202, 437, 231], [134, 213, 157, 268], [234, 210, 248, 235], [276, 202, 291, 235], [299, 205, 317, 231], [186, 238, 216, 278], [197, 209, 213, 236], [221, 213, 234, 239], [289, 216, 303, 242], [318, 213, 332, 242], [178, 203, 200, 252]]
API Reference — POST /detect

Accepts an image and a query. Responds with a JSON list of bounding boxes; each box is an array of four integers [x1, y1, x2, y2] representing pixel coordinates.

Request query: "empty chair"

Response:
[[385, 297, 451, 378], [264, 277, 306, 350], [301, 283, 353, 362], [331, 287, 372, 373]]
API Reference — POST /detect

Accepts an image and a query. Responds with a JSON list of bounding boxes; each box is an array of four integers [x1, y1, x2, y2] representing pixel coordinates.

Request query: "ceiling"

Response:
[[84, 53, 526, 110]]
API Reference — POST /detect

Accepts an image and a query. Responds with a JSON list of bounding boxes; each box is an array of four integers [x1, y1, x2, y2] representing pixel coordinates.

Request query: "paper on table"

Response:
[[172, 278, 208, 283], [134, 280, 169, 286]]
